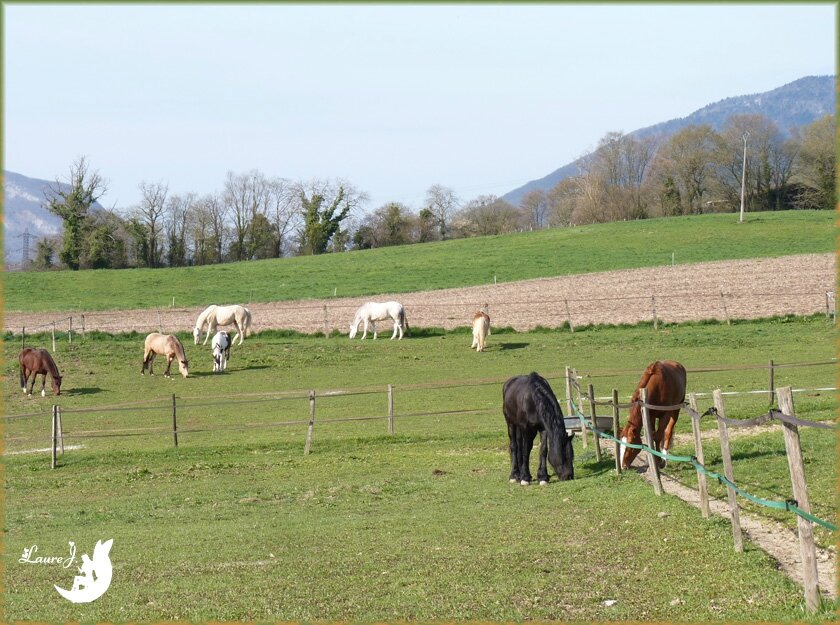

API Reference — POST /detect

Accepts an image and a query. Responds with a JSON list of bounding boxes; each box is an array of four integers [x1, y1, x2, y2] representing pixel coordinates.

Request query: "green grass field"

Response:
[[4, 210, 834, 312], [4, 316, 836, 621]]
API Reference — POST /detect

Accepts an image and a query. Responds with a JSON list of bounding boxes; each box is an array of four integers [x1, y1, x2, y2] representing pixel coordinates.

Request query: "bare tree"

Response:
[[424, 184, 459, 239], [164, 192, 195, 266], [649, 125, 717, 214], [791, 114, 835, 210], [136, 181, 169, 268], [457, 194, 521, 236], [519, 189, 548, 229]]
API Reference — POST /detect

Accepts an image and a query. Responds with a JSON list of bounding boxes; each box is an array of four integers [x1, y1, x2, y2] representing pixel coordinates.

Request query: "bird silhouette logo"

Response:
[[54, 539, 113, 603]]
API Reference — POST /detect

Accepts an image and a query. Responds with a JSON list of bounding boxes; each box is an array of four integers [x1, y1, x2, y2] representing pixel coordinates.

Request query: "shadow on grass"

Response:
[[64, 387, 104, 396], [499, 342, 529, 350]]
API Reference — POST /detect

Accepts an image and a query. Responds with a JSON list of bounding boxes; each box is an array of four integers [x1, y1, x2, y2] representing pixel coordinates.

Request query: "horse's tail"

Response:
[[400, 306, 409, 333], [19, 360, 26, 389], [244, 307, 252, 336]]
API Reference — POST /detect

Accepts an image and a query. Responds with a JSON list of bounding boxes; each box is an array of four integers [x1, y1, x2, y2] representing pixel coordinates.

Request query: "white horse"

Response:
[[211, 331, 232, 373], [193, 304, 252, 346], [349, 301, 408, 340]]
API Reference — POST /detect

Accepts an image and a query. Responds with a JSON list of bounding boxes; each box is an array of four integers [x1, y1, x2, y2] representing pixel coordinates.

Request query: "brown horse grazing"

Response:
[[19, 348, 63, 397], [618, 360, 687, 469], [142, 333, 189, 378]]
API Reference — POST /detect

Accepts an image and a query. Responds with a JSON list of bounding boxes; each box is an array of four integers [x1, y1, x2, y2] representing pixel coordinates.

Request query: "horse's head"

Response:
[[549, 430, 575, 480], [52, 375, 63, 396], [178, 360, 189, 378], [192, 327, 201, 345], [349, 320, 359, 339], [619, 406, 643, 469]]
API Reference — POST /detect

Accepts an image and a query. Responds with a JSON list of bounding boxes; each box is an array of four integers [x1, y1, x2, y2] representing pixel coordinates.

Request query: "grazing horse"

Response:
[[19, 348, 62, 397], [349, 301, 408, 340], [193, 304, 252, 346], [211, 331, 232, 373], [471, 310, 490, 352], [619, 360, 687, 469], [142, 333, 190, 378], [503, 372, 575, 485]]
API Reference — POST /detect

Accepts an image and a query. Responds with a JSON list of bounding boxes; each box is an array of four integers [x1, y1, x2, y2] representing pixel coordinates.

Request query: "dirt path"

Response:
[[5, 253, 834, 335], [624, 453, 838, 600]]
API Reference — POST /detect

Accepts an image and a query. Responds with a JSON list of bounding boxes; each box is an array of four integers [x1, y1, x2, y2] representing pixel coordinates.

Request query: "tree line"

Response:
[[35, 112, 834, 271]]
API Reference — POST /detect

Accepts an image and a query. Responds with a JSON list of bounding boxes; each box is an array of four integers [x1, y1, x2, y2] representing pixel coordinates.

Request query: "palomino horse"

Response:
[[503, 372, 575, 485], [471, 310, 490, 352], [142, 333, 190, 378], [619, 360, 687, 469], [349, 301, 408, 340], [19, 348, 62, 396], [212, 331, 232, 373], [193, 304, 252, 346]]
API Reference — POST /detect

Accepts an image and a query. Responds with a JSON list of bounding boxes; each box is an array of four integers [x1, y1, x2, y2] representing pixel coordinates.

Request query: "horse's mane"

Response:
[[196, 305, 217, 329], [528, 372, 563, 432], [37, 349, 61, 378], [171, 336, 187, 360]]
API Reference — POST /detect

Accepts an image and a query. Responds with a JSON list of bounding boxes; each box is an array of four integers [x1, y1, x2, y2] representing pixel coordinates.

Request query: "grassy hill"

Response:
[[5, 210, 834, 313]]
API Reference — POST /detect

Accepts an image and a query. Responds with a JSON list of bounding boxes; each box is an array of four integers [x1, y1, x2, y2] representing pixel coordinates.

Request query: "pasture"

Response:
[[3, 316, 836, 621], [4, 210, 834, 312]]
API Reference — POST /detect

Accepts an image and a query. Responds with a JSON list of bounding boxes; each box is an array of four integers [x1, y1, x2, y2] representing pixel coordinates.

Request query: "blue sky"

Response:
[[4, 3, 836, 211]]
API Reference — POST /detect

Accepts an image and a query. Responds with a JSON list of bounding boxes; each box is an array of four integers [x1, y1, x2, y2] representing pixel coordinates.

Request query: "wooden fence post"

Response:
[[57, 406, 64, 455], [720, 291, 731, 326], [574, 369, 587, 448], [564, 366, 574, 422], [387, 384, 395, 435], [777, 386, 820, 612], [172, 393, 179, 448], [158, 311, 163, 334], [768, 359, 775, 405], [640, 388, 662, 495], [21, 327, 25, 350], [323, 304, 329, 336], [52, 322, 56, 352], [688, 393, 710, 518], [51, 405, 58, 469], [611, 389, 621, 474], [81, 314, 85, 339], [588, 383, 602, 462], [713, 389, 743, 552], [651, 296, 658, 330], [68, 317, 72, 344], [304, 391, 316, 455], [564, 299, 574, 333]]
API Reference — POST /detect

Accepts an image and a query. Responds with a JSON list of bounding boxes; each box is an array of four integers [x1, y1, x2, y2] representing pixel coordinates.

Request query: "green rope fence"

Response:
[[568, 395, 837, 532]]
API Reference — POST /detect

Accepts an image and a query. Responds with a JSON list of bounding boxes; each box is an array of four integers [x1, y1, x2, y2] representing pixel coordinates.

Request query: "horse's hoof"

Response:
[[41, 390, 46, 397], [509, 478, 518, 484], [539, 480, 548, 486], [520, 480, 530, 486]]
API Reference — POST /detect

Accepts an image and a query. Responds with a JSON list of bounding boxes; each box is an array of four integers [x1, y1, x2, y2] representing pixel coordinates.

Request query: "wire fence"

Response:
[[566, 370, 835, 612], [7, 286, 836, 340]]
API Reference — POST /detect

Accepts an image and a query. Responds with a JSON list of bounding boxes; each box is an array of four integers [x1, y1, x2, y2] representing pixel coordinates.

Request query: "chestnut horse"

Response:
[[19, 348, 62, 396], [471, 310, 490, 352], [142, 333, 190, 378], [618, 360, 687, 469], [503, 372, 575, 485]]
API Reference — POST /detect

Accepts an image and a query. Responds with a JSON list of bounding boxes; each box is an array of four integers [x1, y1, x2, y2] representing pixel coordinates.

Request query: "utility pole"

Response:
[[739, 131, 749, 223]]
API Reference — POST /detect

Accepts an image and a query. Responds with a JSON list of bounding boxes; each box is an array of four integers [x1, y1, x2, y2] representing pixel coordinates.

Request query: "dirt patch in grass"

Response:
[[6, 253, 834, 335]]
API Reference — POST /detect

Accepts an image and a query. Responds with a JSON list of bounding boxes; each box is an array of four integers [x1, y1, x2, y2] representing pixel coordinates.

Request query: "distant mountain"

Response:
[[3, 170, 67, 268], [502, 75, 836, 206]]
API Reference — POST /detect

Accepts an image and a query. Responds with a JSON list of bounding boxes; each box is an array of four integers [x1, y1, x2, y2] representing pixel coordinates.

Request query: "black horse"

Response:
[[503, 372, 575, 485]]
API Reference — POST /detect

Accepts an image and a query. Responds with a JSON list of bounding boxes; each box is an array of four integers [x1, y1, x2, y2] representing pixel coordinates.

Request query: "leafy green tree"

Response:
[[45, 157, 107, 270], [32, 238, 58, 270], [296, 181, 366, 255]]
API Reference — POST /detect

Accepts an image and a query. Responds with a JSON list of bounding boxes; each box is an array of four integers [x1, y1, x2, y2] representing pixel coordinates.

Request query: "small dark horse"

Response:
[[19, 348, 62, 397], [503, 372, 575, 485], [619, 360, 687, 469]]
